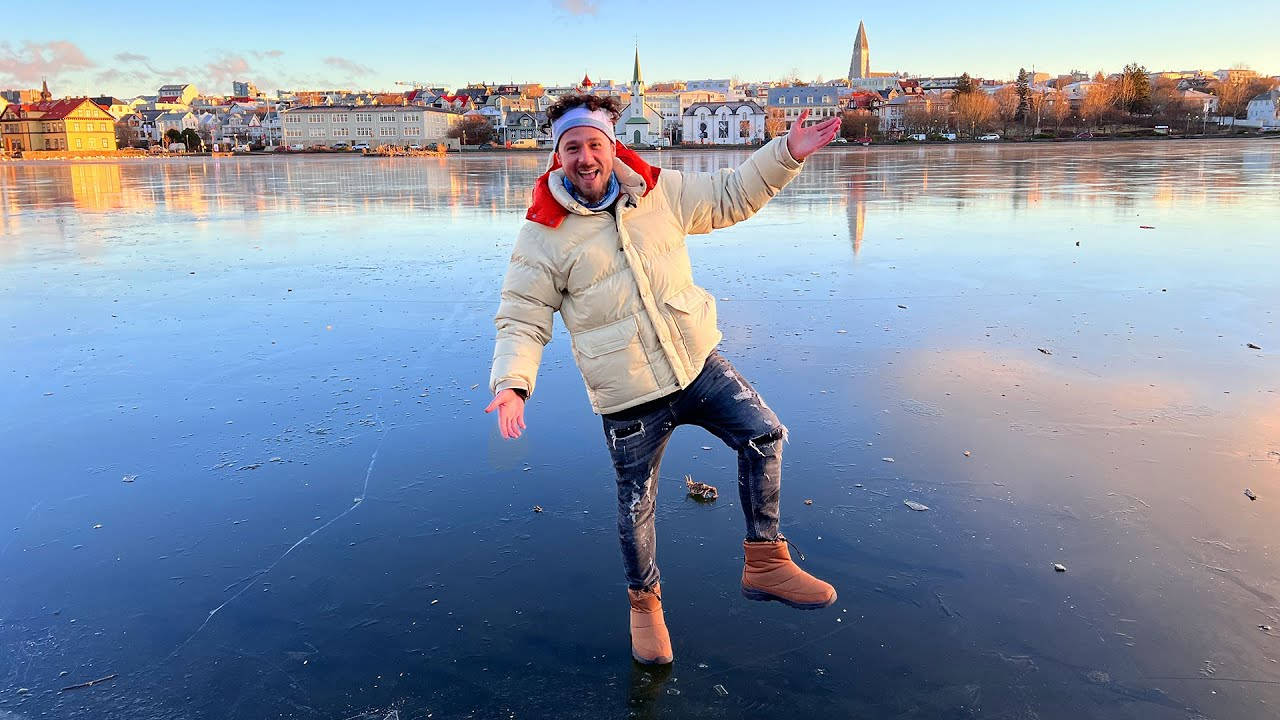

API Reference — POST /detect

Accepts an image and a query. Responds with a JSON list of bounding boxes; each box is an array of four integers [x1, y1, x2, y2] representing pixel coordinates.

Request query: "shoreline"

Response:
[[2, 132, 1275, 164]]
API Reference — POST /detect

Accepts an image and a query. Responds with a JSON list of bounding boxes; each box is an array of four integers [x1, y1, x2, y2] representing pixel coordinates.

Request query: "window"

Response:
[[286, 129, 302, 138], [285, 115, 301, 124], [806, 97, 812, 105], [401, 114, 415, 122], [379, 126, 397, 136], [404, 127, 420, 135], [332, 114, 348, 123], [355, 113, 372, 122], [309, 129, 326, 137], [378, 114, 395, 122], [75, 138, 83, 148], [823, 95, 831, 104], [356, 127, 372, 137], [332, 128, 349, 137], [307, 115, 323, 123], [74, 122, 82, 131]]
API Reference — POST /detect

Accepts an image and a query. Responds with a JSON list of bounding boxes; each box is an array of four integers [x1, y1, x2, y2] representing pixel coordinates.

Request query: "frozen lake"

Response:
[[2, 140, 1278, 719]]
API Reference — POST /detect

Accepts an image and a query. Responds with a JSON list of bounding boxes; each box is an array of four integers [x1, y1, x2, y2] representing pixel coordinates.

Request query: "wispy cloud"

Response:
[[0, 41, 95, 85], [206, 53, 252, 90], [252, 49, 284, 60], [322, 56, 374, 77], [554, 0, 599, 15], [114, 51, 150, 64]]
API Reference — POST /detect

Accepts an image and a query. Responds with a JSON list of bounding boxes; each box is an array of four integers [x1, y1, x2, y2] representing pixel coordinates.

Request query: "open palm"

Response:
[[786, 110, 842, 161]]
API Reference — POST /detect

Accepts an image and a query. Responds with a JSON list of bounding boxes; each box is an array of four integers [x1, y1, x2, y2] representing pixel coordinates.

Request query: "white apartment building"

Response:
[[281, 105, 461, 147]]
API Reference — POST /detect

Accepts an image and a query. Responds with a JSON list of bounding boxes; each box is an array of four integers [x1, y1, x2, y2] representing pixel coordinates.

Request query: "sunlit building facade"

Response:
[[1, 98, 119, 153]]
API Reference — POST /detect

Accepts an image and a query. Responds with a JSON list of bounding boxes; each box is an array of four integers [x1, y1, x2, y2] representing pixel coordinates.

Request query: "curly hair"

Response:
[[546, 94, 623, 125]]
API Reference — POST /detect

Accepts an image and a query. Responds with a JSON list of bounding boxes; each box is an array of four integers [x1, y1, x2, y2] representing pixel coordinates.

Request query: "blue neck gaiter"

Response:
[[563, 172, 620, 211]]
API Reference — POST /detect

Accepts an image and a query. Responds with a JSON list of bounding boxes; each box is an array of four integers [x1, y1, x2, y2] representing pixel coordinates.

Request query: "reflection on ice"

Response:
[[0, 139, 1278, 719]]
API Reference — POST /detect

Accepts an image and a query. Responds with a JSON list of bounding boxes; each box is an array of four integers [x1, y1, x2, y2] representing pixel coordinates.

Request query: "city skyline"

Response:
[[3, 1, 1278, 98]]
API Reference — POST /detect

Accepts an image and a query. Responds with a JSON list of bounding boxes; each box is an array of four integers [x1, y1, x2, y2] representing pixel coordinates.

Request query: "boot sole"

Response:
[[632, 651, 674, 665], [741, 586, 837, 609]]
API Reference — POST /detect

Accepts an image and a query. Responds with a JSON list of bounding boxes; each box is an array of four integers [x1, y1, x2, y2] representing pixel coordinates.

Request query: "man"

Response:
[[485, 94, 841, 665]]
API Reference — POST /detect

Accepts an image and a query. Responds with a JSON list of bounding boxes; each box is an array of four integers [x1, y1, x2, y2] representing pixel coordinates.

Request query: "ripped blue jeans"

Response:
[[601, 350, 786, 591]]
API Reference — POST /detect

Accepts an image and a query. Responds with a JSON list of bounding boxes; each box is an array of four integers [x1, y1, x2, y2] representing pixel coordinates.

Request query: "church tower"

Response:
[[40, 78, 52, 102], [848, 21, 869, 81], [622, 46, 653, 145], [629, 46, 645, 114]]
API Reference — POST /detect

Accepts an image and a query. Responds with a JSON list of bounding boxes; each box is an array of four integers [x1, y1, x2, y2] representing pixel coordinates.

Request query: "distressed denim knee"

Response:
[[602, 410, 673, 591]]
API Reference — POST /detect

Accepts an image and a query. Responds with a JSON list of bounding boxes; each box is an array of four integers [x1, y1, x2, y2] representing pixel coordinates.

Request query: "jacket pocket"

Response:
[[663, 284, 719, 361], [571, 314, 659, 407]]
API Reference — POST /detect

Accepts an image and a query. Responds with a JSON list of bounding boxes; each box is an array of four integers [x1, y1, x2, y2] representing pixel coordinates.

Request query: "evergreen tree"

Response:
[[1122, 63, 1152, 114], [180, 128, 203, 151], [953, 73, 974, 96], [1016, 68, 1030, 121]]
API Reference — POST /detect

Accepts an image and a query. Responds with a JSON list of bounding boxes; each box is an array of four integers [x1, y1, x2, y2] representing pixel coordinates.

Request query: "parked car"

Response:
[[907, 133, 927, 141], [831, 137, 848, 144], [1075, 132, 1094, 139], [289, 143, 305, 151], [273, 145, 291, 153], [231, 144, 250, 153], [1261, 126, 1280, 133], [941, 133, 957, 141], [978, 133, 1000, 141], [332, 142, 351, 150], [854, 137, 873, 145], [352, 142, 370, 151]]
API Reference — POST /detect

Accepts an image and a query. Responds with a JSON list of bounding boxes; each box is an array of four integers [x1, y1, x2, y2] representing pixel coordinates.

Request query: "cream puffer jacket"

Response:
[[489, 136, 803, 415]]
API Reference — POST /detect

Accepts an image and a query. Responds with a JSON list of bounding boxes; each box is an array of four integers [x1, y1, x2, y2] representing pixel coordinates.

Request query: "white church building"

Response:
[[614, 48, 667, 147], [682, 101, 766, 145]]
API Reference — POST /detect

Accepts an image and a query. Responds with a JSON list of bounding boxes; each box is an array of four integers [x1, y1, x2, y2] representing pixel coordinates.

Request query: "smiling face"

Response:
[[556, 126, 615, 204]]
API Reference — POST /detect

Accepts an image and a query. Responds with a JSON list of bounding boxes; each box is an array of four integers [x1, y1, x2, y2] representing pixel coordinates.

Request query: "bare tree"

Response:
[[953, 92, 997, 137], [1080, 83, 1113, 130], [1048, 90, 1071, 134], [993, 86, 1019, 135]]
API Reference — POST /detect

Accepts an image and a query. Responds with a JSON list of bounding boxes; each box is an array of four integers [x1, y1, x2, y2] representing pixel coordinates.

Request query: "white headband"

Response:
[[552, 106, 615, 150]]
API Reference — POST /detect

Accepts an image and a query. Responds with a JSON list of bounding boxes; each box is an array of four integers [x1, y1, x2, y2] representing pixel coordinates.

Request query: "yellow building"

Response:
[[1, 98, 119, 153]]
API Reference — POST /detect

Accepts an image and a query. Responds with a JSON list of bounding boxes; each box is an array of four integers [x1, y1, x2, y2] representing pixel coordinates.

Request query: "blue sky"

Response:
[[5, 0, 1278, 97]]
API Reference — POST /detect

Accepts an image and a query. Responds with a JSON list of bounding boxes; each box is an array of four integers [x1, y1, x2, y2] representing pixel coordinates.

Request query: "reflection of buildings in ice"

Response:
[[847, 197, 865, 254]]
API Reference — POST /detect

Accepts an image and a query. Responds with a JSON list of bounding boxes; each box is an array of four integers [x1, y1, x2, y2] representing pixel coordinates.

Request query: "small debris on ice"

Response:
[[122, 474, 137, 483], [963, 450, 971, 457], [1259, 624, 1272, 632], [713, 684, 728, 697], [685, 475, 718, 502], [897, 304, 907, 309], [1139, 225, 1155, 230], [1247, 343, 1261, 350], [881, 457, 894, 463], [92, 523, 103, 529], [803, 499, 813, 505], [701, 446, 712, 450], [903, 500, 929, 512], [1038, 348, 1052, 355], [1244, 488, 1257, 501], [1053, 563, 1067, 572], [532, 505, 543, 513]]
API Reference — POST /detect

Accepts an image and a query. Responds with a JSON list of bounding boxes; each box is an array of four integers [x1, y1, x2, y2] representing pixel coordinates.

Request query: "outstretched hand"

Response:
[[786, 110, 842, 161], [484, 388, 526, 439]]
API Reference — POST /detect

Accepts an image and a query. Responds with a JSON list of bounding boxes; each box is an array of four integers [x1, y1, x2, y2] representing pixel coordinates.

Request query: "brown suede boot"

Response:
[[741, 539, 837, 609], [628, 584, 673, 665]]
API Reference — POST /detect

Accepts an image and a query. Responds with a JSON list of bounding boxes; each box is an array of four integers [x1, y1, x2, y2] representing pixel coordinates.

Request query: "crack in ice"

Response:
[[165, 401, 387, 661]]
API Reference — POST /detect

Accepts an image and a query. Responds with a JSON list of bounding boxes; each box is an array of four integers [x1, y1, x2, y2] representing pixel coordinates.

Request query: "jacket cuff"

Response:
[[494, 379, 531, 398], [775, 135, 803, 169]]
